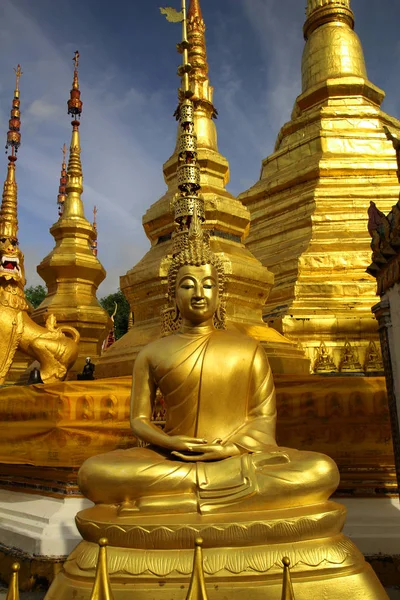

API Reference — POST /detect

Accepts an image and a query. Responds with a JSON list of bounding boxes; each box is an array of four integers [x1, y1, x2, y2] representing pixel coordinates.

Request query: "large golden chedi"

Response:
[[239, 0, 400, 369], [46, 13, 388, 598]]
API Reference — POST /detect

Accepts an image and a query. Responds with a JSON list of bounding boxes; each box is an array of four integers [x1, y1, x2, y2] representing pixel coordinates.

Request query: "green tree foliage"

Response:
[[25, 284, 47, 309], [100, 289, 130, 340]]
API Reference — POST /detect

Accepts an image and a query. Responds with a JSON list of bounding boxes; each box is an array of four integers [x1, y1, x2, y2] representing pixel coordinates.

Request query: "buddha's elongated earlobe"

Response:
[[161, 304, 183, 336], [213, 301, 226, 330]]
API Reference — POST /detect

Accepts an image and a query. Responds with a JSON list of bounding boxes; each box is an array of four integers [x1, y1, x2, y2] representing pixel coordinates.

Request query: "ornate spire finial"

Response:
[[68, 50, 82, 118], [89, 538, 115, 600], [188, 0, 202, 20], [13, 65, 22, 93], [63, 51, 85, 219], [72, 50, 80, 89], [57, 143, 68, 217], [0, 66, 23, 240], [6, 562, 20, 600], [281, 557, 295, 600], [6, 65, 22, 157], [186, 0, 211, 101], [91, 206, 98, 256], [162, 0, 205, 252], [185, 538, 209, 600]]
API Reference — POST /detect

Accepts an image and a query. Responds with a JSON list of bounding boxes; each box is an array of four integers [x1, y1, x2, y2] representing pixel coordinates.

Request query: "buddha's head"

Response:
[[0, 234, 25, 289], [163, 234, 225, 333]]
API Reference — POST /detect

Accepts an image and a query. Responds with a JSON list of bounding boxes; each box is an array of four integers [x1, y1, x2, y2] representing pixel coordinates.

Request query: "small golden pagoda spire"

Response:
[[0, 66, 22, 241], [6, 562, 20, 600], [89, 538, 115, 600], [91, 205, 98, 256], [185, 538, 209, 600], [281, 557, 295, 600], [33, 50, 110, 366], [63, 50, 85, 219], [57, 143, 67, 217]]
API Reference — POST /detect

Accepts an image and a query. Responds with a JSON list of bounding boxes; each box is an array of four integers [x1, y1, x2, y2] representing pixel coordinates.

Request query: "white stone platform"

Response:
[[0, 490, 92, 557], [342, 497, 400, 555]]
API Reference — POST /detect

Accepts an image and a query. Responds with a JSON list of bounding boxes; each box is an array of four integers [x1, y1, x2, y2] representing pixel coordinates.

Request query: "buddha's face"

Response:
[[175, 263, 219, 326]]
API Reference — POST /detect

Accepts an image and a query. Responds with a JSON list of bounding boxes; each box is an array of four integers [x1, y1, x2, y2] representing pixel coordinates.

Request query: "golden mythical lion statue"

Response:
[[0, 235, 79, 385]]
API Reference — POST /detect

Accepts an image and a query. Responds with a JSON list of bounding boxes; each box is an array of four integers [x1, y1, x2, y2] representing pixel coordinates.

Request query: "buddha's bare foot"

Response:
[[118, 501, 139, 515], [253, 451, 290, 469], [119, 494, 198, 515]]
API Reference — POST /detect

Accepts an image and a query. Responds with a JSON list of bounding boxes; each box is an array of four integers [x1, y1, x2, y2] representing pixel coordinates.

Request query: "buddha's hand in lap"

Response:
[[171, 440, 240, 462], [164, 435, 208, 452]]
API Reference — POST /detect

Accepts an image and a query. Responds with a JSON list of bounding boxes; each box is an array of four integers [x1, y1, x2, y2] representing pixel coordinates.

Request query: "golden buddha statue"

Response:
[[46, 6, 388, 598], [79, 244, 338, 515]]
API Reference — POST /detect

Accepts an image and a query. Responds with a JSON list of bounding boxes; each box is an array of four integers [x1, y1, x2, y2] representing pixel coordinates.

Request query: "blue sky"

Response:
[[0, 0, 399, 296]]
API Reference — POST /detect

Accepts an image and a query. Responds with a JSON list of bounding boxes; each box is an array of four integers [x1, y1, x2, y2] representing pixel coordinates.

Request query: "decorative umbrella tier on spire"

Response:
[[304, 0, 354, 38], [5, 65, 22, 155], [307, 0, 350, 16], [68, 51, 82, 118]]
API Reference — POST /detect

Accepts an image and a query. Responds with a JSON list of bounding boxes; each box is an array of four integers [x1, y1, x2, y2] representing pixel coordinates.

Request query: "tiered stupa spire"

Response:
[[240, 0, 399, 370], [57, 144, 67, 217], [96, 0, 308, 377], [32, 52, 110, 369], [0, 66, 22, 242]]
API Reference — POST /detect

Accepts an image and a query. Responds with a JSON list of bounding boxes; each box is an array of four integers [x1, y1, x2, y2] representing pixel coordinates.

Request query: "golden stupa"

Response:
[[95, 0, 308, 378], [239, 0, 400, 370], [44, 6, 388, 597], [32, 52, 111, 370]]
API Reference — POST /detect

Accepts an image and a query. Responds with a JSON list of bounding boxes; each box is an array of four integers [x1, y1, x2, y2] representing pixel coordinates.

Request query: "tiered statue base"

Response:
[[45, 501, 388, 600]]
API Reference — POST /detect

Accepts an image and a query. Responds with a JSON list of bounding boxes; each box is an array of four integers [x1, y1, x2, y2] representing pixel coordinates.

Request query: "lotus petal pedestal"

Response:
[[45, 501, 388, 600]]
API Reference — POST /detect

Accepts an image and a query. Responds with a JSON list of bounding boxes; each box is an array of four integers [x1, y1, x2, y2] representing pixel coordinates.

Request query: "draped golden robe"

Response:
[[79, 329, 339, 514]]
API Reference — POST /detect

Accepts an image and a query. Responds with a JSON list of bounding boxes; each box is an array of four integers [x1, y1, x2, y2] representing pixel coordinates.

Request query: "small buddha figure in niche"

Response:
[[77, 357, 95, 381], [314, 341, 338, 374], [339, 340, 362, 373], [78, 229, 339, 516]]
